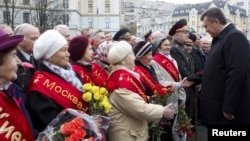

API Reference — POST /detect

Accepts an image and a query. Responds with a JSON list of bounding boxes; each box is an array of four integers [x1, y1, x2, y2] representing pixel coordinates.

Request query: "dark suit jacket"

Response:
[[201, 23, 250, 125], [16, 50, 39, 93]]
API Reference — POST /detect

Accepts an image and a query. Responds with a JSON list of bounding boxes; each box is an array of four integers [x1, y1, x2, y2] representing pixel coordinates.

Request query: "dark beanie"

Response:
[[133, 41, 153, 58], [68, 35, 89, 62]]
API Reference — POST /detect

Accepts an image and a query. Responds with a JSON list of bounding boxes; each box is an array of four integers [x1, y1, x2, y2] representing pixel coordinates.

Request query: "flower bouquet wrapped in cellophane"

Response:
[[37, 108, 110, 141]]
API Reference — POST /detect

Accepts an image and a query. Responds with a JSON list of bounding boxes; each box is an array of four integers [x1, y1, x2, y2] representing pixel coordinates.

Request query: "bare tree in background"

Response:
[[3, 0, 19, 29], [30, 0, 68, 33]]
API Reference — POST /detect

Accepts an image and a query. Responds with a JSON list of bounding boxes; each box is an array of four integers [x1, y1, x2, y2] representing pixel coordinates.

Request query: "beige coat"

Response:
[[107, 88, 164, 141]]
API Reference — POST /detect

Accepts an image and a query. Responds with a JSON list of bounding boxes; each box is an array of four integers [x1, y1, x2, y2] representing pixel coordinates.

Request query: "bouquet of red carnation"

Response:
[[37, 108, 110, 141]]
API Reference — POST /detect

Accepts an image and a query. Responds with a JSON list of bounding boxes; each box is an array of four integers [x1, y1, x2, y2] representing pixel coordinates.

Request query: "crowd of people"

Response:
[[0, 7, 250, 141]]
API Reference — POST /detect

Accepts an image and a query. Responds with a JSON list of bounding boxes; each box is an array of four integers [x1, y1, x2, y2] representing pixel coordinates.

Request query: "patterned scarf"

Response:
[[43, 61, 83, 92]]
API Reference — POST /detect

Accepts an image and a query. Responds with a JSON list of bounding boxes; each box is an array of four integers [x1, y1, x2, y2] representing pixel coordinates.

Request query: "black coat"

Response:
[[201, 23, 250, 125], [16, 50, 39, 93], [25, 64, 65, 132]]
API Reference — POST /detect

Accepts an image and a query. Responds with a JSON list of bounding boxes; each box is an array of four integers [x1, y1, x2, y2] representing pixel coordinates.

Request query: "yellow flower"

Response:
[[91, 86, 99, 93], [93, 92, 101, 101], [83, 83, 92, 91], [100, 87, 107, 95], [82, 92, 92, 102], [82, 84, 112, 115]]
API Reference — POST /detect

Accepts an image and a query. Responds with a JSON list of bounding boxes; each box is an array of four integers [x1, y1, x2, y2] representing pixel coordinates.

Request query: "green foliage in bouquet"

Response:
[[175, 108, 194, 137], [149, 88, 172, 141]]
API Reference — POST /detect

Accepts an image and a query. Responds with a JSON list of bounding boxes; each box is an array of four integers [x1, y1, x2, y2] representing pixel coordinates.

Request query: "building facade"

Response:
[[0, 0, 121, 36], [172, 0, 247, 37]]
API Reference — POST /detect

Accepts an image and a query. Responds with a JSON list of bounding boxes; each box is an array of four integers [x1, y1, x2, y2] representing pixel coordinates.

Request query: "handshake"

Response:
[[181, 77, 195, 88]]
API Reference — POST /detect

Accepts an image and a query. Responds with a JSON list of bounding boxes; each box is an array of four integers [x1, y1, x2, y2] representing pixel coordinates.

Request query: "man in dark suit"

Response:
[[14, 23, 40, 93], [200, 7, 250, 125]]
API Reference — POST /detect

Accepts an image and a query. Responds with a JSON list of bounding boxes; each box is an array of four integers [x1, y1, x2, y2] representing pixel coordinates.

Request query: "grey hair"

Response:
[[54, 24, 69, 32], [14, 23, 34, 35]]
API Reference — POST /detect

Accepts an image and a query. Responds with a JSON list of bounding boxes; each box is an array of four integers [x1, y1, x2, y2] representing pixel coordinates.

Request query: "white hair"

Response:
[[14, 23, 34, 35], [53, 24, 69, 33]]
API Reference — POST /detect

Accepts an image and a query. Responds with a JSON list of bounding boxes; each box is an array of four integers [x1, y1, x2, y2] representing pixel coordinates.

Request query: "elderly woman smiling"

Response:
[[26, 30, 88, 132], [0, 29, 36, 140], [106, 41, 175, 141]]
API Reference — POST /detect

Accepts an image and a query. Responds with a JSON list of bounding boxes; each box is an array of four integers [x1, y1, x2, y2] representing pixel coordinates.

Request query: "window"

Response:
[[105, 4, 110, 13], [3, 11, 10, 24], [23, 0, 30, 4], [23, 12, 30, 23], [88, 21, 93, 28], [63, 14, 69, 26], [63, 0, 68, 8], [88, 0, 93, 13], [88, 4, 93, 13], [3, 0, 10, 3], [105, 22, 110, 28]]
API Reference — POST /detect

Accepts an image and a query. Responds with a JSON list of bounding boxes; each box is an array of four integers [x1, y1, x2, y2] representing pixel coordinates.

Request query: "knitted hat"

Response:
[[33, 30, 67, 60], [133, 41, 152, 58], [108, 41, 132, 65], [68, 35, 89, 62]]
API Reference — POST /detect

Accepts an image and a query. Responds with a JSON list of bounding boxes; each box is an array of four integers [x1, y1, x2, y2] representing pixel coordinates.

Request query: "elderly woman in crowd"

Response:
[[26, 30, 88, 132], [0, 29, 36, 140], [151, 38, 188, 141], [92, 41, 114, 87], [68, 35, 96, 85], [106, 41, 175, 141], [133, 41, 173, 99]]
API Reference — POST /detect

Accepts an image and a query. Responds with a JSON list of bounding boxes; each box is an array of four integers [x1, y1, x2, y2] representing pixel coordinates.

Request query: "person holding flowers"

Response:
[[132, 41, 175, 141], [26, 30, 88, 132], [151, 37, 191, 141], [106, 41, 175, 141]]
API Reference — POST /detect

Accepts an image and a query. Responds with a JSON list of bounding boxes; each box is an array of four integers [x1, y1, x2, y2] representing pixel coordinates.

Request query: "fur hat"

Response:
[[0, 29, 23, 52], [108, 41, 132, 65], [68, 35, 89, 62], [133, 41, 152, 58], [33, 30, 67, 60]]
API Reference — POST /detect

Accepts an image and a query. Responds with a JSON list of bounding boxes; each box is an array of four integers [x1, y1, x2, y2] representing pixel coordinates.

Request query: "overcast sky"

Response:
[[156, 0, 212, 4]]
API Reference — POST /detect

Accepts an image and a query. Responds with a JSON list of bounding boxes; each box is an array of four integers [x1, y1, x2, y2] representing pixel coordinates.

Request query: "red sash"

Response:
[[133, 65, 169, 95], [91, 62, 108, 87], [107, 69, 148, 102], [72, 64, 95, 85], [0, 91, 34, 141], [28, 71, 88, 112], [153, 53, 180, 82]]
